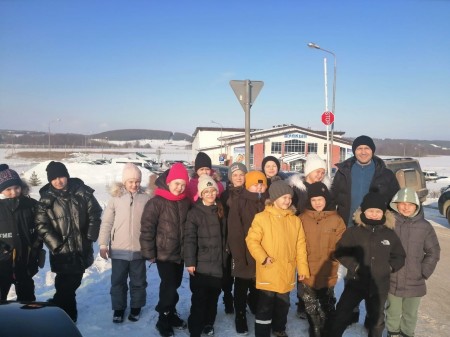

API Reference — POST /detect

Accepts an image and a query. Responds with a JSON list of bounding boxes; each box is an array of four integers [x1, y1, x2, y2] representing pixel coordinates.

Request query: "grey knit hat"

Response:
[[228, 162, 248, 180], [269, 180, 293, 201], [390, 187, 421, 216]]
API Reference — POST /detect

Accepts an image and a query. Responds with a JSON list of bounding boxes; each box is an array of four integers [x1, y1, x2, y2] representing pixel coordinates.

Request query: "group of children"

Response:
[[0, 152, 441, 337]]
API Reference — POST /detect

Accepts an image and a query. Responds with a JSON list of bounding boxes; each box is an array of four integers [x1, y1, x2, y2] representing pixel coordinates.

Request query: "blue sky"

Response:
[[1, 0, 449, 140]]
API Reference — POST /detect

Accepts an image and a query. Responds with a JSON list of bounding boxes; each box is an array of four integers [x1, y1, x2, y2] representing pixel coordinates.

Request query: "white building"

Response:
[[191, 124, 353, 172]]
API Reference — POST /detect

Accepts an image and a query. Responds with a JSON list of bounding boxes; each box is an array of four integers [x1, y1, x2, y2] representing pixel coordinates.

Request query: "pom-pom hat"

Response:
[[0, 164, 21, 193]]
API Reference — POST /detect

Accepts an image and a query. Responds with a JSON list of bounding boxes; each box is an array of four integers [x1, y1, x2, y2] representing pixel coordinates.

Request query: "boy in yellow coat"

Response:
[[246, 180, 310, 337]]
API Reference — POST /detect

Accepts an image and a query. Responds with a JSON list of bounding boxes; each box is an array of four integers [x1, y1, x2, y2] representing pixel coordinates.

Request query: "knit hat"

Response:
[[352, 135, 376, 154], [197, 175, 219, 196], [122, 163, 142, 183], [46, 161, 70, 182], [269, 180, 293, 201], [308, 182, 331, 202], [304, 154, 327, 177], [194, 152, 212, 171], [245, 171, 267, 189], [261, 156, 280, 174], [360, 191, 387, 213], [390, 187, 421, 216], [166, 162, 189, 184], [0, 164, 21, 193], [228, 162, 248, 180]]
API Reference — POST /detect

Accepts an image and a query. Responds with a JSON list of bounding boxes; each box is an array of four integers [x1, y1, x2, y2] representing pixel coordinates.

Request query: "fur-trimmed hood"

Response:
[[353, 208, 395, 229], [287, 173, 331, 192]]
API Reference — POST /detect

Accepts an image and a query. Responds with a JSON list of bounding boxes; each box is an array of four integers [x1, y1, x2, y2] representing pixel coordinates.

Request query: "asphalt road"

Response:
[[415, 225, 450, 337]]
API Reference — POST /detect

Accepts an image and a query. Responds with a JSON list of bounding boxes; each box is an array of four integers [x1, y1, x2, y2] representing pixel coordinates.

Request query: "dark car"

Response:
[[212, 165, 230, 186], [438, 185, 450, 224]]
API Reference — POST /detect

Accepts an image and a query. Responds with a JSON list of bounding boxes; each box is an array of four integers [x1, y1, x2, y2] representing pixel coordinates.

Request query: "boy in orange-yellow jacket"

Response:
[[246, 180, 309, 337]]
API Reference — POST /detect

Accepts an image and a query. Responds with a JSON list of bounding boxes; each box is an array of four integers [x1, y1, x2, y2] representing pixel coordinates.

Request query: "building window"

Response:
[[271, 142, 282, 154], [340, 148, 346, 162], [308, 143, 318, 154], [324, 143, 327, 154], [285, 139, 305, 154]]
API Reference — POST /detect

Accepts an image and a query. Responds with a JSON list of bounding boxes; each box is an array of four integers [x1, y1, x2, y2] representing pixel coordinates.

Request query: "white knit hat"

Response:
[[122, 163, 142, 183], [304, 154, 326, 177], [197, 175, 218, 197]]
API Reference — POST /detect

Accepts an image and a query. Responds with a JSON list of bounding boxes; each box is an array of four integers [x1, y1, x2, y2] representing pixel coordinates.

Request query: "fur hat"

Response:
[[46, 161, 70, 182], [269, 180, 293, 201], [360, 191, 387, 213], [166, 163, 189, 184], [228, 162, 248, 180], [261, 156, 280, 174], [245, 171, 267, 189], [0, 164, 21, 193], [122, 163, 142, 184], [197, 175, 219, 196], [304, 154, 326, 177], [390, 187, 421, 217], [352, 135, 376, 154], [194, 152, 212, 171]]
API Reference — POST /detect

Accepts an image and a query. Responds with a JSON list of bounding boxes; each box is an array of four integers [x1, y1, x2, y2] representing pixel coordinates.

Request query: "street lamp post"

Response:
[[211, 120, 223, 161], [308, 42, 336, 175], [48, 118, 61, 157]]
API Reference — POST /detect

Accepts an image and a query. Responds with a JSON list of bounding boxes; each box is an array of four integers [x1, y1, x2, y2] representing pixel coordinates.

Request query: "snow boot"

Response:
[[235, 311, 249, 335], [169, 311, 187, 330], [156, 312, 174, 337], [113, 309, 125, 323], [128, 307, 141, 322], [202, 324, 215, 336]]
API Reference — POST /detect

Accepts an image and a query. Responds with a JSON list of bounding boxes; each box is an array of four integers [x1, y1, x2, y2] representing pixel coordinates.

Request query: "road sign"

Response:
[[230, 80, 264, 112], [321, 111, 335, 125]]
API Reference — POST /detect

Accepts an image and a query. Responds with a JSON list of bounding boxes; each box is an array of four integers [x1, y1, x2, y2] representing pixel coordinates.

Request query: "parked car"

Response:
[[383, 157, 428, 203], [212, 165, 230, 186], [438, 185, 450, 224]]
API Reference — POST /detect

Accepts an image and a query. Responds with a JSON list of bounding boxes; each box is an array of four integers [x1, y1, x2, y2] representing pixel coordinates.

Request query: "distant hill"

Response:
[[0, 129, 193, 147], [0, 129, 449, 156]]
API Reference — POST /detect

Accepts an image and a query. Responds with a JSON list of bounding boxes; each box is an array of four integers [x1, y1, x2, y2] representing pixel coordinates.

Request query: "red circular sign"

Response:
[[321, 111, 335, 125]]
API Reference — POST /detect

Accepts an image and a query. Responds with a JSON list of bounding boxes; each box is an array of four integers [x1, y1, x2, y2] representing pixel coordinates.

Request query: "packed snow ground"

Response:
[[3, 150, 450, 337]]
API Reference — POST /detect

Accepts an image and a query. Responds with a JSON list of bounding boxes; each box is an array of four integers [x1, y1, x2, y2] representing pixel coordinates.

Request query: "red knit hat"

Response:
[[166, 163, 189, 184]]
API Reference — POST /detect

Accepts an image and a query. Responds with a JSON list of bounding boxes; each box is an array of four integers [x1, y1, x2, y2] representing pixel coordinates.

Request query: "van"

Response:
[[423, 171, 439, 181], [383, 157, 428, 202]]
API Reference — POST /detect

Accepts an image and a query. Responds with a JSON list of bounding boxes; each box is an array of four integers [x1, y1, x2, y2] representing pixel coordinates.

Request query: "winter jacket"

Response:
[[330, 156, 399, 226], [220, 184, 245, 218], [140, 172, 190, 264], [98, 183, 150, 261], [389, 209, 440, 297], [227, 188, 268, 279], [0, 192, 42, 276], [246, 205, 310, 293], [35, 178, 102, 274], [287, 173, 332, 215], [299, 209, 346, 289], [184, 200, 227, 278], [334, 209, 406, 296]]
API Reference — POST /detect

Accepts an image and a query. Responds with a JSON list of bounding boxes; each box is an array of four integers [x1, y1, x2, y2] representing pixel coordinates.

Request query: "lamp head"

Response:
[[307, 42, 320, 49]]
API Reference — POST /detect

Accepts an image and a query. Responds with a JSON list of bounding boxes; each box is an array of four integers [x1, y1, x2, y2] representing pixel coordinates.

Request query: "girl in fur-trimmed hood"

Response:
[[330, 191, 406, 337], [98, 164, 151, 323]]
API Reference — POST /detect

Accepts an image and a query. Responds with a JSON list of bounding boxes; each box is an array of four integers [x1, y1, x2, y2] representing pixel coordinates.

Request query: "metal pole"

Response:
[[330, 55, 336, 170], [323, 58, 331, 178], [245, 80, 251, 167]]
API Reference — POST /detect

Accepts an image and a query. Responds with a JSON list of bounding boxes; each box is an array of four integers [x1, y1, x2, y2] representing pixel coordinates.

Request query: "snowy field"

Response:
[[2, 149, 449, 337]]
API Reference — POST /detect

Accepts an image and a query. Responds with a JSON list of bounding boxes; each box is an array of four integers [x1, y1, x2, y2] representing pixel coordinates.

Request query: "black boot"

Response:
[[255, 321, 271, 337], [156, 312, 174, 337], [235, 311, 249, 335], [169, 311, 187, 330]]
